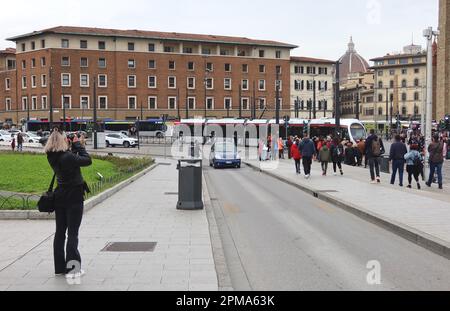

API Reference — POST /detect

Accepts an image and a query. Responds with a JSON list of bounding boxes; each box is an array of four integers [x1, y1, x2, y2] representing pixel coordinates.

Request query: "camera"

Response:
[[67, 132, 81, 142]]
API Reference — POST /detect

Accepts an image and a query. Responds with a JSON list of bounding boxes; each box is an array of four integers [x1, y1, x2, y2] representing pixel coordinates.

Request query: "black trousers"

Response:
[[407, 165, 420, 185], [303, 156, 312, 175], [294, 159, 301, 174], [333, 161, 342, 173], [54, 202, 84, 274], [368, 157, 381, 181]]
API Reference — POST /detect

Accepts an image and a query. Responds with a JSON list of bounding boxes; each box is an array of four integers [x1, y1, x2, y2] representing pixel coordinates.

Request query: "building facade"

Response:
[[437, 0, 450, 120], [340, 71, 374, 120], [1, 26, 297, 124], [370, 45, 427, 122], [290, 57, 335, 119], [0, 49, 17, 125]]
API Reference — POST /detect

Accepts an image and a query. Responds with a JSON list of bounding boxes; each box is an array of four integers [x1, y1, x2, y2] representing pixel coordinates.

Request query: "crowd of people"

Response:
[[257, 129, 448, 190]]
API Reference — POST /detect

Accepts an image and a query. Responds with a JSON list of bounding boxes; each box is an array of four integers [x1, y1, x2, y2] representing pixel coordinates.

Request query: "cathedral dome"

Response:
[[339, 37, 370, 82]]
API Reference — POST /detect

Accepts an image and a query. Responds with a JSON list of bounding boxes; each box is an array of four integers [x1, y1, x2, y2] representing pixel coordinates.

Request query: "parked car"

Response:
[[209, 140, 241, 169], [105, 133, 139, 148], [0, 131, 12, 142]]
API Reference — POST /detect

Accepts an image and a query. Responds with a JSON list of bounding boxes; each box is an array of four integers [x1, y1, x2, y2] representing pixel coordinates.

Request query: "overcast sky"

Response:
[[0, 0, 439, 62]]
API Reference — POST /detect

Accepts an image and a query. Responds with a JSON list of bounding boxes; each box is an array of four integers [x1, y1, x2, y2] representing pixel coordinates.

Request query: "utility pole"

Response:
[[49, 66, 54, 130], [93, 77, 98, 150], [275, 69, 280, 125], [390, 98, 394, 135], [355, 84, 360, 120], [334, 60, 341, 138], [239, 83, 242, 119], [253, 80, 256, 120], [177, 88, 180, 121], [185, 84, 189, 119], [312, 78, 316, 119], [62, 88, 66, 132], [140, 101, 144, 121], [308, 99, 312, 120], [385, 88, 389, 139], [295, 96, 300, 118]]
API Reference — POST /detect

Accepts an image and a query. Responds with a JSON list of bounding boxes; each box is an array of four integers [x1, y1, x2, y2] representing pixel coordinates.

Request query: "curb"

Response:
[[202, 172, 234, 291], [0, 163, 159, 220], [244, 161, 450, 261]]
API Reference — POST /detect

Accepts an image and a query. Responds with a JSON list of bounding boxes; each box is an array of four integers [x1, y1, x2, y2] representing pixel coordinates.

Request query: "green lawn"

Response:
[[0, 153, 119, 194]]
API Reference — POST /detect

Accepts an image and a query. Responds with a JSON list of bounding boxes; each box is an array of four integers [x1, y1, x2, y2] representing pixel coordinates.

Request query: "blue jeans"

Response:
[[428, 163, 443, 187], [391, 160, 405, 186]]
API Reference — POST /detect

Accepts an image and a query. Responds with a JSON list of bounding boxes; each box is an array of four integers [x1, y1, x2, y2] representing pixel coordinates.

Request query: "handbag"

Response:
[[38, 173, 57, 213]]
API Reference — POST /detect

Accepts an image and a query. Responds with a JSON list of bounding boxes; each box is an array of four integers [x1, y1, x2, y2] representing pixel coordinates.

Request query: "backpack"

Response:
[[372, 138, 381, 157], [413, 153, 422, 167]]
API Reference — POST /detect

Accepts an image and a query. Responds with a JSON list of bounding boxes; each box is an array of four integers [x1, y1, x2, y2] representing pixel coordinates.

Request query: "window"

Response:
[[378, 81, 383, 89], [128, 75, 136, 88], [206, 97, 214, 110], [98, 58, 106, 68], [128, 59, 136, 68], [61, 95, 71, 109], [318, 67, 328, 75], [183, 47, 193, 54], [164, 46, 175, 53], [378, 94, 383, 102], [80, 40, 88, 49], [414, 79, 420, 87], [7, 59, 15, 70], [22, 60, 26, 69], [388, 59, 396, 65], [390, 93, 394, 102], [225, 63, 231, 72], [377, 70, 383, 77], [98, 41, 106, 50], [202, 48, 211, 55], [188, 97, 196, 110], [390, 80, 394, 88], [148, 43, 155, 52], [169, 61, 175, 70], [259, 79, 266, 91], [41, 96, 47, 110], [31, 75, 37, 88], [402, 93, 407, 101], [31, 97, 37, 110], [148, 76, 157, 88], [400, 58, 408, 65], [61, 73, 71, 87], [22, 97, 28, 110], [294, 80, 301, 91], [414, 68, 420, 74], [40, 57, 46, 67], [5, 78, 10, 90], [62, 57, 70, 66], [401, 69, 408, 75], [168, 76, 176, 89], [241, 79, 249, 90], [378, 107, 383, 115], [148, 60, 156, 69], [294, 66, 304, 74], [31, 58, 36, 68], [168, 97, 177, 110], [259, 65, 266, 73], [80, 74, 89, 87], [223, 97, 232, 110], [148, 96, 157, 109], [241, 98, 249, 110], [242, 64, 248, 73], [98, 75, 107, 87], [187, 77, 195, 89], [224, 78, 232, 90], [22, 76, 27, 89], [205, 78, 213, 89], [275, 51, 282, 59], [276, 98, 283, 109], [414, 92, 420, 101], [80, 57, 88, 67], [206, 62, 213, 72], [99, 96, 108, 109], [128, 96, 137, 109], [389, 69, 395, 76], [128, 42, 135, 51], [401, 79, 407, 88], [41, 40, 46, 48], [276, 66, 282, 74], [80, 96, 89, 109], [61, 39, 69, 48], [220, 49, 231, 56], [188, 62, 194, 71], [259, 50, 265, 58], [258, 98, 266, 110]]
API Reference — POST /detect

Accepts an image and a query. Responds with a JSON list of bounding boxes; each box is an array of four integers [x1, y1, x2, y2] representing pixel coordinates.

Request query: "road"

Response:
[[204, 164, 450, 291]]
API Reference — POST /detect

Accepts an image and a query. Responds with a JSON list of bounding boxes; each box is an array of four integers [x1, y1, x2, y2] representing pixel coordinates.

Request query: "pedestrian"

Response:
[[291, 138, 302, 175], [17, 132, 24, 152], [11, 138, 16, 152], [389, 135, 408, 187], [365, 129, 385, 184], [331, 137, 344, 176], [354, 141, 363, 166], [278, 137, 284, 159], [344, 142, 356, 166], [426, 134, 444, 190], [286, 136, 293, 160], [44, 129, 92, 279], [299, 136, 316, 179], [404, 144, 422, 190], [357, 139, 366, 167], [258, 139, 264, 161], [319, 143, 331, 176]]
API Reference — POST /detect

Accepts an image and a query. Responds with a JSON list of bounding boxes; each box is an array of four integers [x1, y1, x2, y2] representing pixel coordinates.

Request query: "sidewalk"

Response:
[[244, 158, 450, 259], [0, 159, 218, 291]]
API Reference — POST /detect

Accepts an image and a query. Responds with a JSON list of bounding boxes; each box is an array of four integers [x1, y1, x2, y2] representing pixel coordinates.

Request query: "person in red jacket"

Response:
[[291, 138, 302, 175]]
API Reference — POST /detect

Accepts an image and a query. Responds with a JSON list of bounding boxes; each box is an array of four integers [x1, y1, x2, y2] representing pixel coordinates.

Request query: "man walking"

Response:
[[426, 134, 444, 190], [299, 136, 316, 179], [389, 135, 408, 187], [365, 129, 385, 184]]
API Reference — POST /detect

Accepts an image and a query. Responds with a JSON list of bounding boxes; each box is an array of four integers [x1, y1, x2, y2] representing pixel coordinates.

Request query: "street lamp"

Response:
[[275, 69, 281, 124]]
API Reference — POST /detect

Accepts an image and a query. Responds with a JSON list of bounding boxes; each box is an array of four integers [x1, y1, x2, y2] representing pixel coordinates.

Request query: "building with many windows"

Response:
[[1, 26, 297, 124], [0, 48, 16, 125], [437, 0, 450, 120], [340, 71, 374, 120], [370, 44, 427, 122], [290, 56, 335, 119]]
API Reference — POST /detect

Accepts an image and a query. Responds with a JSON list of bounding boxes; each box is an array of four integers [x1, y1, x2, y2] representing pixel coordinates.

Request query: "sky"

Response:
[[0, 0, 439, 62]]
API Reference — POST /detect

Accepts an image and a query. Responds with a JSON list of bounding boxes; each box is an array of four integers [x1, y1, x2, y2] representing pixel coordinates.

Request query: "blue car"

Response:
[[209, 141, 241, 169]]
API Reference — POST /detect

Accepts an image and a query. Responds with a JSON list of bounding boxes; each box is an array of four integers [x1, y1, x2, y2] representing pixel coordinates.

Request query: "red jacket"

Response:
[[291, 144, 301, 160]]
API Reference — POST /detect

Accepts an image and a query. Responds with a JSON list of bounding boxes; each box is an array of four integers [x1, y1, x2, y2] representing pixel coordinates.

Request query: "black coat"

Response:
[[47, 142, 92, 207]]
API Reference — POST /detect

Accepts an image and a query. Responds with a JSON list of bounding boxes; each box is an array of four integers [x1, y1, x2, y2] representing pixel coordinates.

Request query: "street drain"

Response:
[[101, 242, 157, 252]]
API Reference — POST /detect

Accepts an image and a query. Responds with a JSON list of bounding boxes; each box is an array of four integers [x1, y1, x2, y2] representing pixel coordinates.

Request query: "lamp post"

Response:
[[275, 69, 280, 125], [355, 84, 360, 120], [93, 77, 98, 150], [62, 88, 66, 132], [49, 66, 54, 130], [312, 77, 317, 119], [334, 60, 341, 138]]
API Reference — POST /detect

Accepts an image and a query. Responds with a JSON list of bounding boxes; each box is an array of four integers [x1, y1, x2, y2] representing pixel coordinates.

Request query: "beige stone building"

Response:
[[370, 45, 427, 122], [437, 0, 450, 120], [290, 56, 335, 119], [340, 71, 374, 120]]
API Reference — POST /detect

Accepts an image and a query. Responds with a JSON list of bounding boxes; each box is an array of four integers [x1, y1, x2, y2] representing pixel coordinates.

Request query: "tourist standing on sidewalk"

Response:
[[331, 137, 344, 176], [291, 138, 302, 175], [299, 136, 316, 179], [389, 135, 408, 187], [286, 136, 293, 160], [17, 132, 23, 152], [44, 129, 92, 279], [404, 144, 422, 190], [278, 137, 285, 159], [365, 129, 386, 184], [426, 134, 444, 190], [319, 143, 331, 176]]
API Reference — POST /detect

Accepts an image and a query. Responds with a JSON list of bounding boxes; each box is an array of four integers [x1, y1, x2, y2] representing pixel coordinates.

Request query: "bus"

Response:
[[26, 119, 100, 134], [104, 119, 168, 137]]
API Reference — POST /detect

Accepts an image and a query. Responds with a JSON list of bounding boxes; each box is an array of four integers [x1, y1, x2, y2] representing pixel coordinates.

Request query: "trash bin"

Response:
[[379, 156, 390, 174], [177, 159, 204, 210]]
